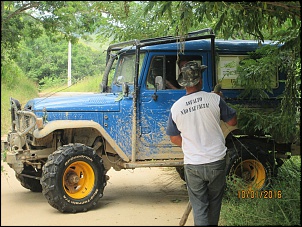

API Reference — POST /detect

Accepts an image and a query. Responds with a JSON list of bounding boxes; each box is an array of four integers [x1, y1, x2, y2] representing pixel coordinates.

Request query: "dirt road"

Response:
[[1, 160, 194, 226]]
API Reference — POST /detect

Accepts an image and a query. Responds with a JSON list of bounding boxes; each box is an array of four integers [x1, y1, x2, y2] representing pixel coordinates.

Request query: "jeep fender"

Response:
[[33, 120, 129, 162]]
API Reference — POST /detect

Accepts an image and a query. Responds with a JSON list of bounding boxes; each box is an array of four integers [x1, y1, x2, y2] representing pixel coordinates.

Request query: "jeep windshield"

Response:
[[113, 53, 145, 85]]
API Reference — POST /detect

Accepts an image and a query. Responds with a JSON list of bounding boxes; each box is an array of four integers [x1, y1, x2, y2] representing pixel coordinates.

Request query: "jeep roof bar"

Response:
[[105, 28, 216, 66], [135, 28, 214, 46], [106, 28, 215, 56]]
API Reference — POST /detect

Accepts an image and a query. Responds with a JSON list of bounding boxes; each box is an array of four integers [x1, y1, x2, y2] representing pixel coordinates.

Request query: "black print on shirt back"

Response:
[[186, 97, 203, 106], [181, 96, 209, 115]]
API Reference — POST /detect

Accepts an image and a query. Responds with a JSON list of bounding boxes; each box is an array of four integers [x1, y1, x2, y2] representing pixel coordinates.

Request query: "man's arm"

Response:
[[166, 111, 182, 146], [219, 96, 237, 126], [166, 80, 178, 89], [170, 135, 182, 147]]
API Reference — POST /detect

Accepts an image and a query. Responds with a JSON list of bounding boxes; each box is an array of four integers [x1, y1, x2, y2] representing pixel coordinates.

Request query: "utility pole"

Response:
[[68, 40, 72, 87]]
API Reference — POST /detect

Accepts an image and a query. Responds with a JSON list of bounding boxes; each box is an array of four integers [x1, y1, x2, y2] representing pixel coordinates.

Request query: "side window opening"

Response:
[[147, 56, 181, 90], [166, 56, 181, 89], [146, 55, 203, 90]]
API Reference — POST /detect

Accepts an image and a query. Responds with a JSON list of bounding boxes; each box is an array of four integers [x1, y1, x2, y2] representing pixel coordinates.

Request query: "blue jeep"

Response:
[[6, 28, 299, 213]]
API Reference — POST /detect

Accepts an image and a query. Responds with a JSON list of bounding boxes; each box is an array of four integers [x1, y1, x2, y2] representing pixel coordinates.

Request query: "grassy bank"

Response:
[[1, 61, 39, 136], [221, 156, 301, 225], [40, 74, 102, 94]]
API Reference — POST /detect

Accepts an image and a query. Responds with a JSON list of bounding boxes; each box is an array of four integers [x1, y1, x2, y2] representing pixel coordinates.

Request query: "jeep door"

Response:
[[137, 52, 210, 160]]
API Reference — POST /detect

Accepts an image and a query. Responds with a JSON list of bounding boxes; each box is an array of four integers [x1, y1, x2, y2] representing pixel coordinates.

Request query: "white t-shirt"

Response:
[[166, 91, 236, 165]]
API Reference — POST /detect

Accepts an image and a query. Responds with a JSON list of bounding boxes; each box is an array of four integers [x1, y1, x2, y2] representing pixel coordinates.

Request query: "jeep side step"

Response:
[[121, 160, 184, 169]]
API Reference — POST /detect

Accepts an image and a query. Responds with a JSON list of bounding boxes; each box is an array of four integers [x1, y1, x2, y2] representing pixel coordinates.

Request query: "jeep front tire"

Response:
[[40, 143, 107, 213]]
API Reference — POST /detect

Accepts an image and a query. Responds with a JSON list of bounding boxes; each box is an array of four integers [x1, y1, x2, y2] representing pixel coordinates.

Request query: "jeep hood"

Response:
[[24, 93, 120, 112]]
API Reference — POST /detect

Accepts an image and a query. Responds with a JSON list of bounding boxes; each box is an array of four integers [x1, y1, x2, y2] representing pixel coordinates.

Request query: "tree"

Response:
[[144, 2, 300, 40], [1, 1, 101, 61], [16, 34, 104, 86], [2, 2, 300, 51]]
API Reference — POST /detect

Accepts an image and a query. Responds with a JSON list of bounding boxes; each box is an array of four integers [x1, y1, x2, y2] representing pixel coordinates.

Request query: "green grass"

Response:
[[1, 64, 39, 136], [64, 75, 102, 92], [221, 156, 301, 226], [40, 75, 103, 94]]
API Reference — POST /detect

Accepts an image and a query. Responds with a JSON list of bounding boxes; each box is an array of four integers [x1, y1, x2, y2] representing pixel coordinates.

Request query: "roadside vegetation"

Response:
[[40, 74, 101, 94], [1, 59, 39, 135], [1, 59, 102, 136]]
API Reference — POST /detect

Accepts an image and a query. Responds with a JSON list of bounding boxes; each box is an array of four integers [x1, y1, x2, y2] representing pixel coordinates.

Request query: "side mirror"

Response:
[[152, 76, 163, 101], [155, 76, 163, 90]]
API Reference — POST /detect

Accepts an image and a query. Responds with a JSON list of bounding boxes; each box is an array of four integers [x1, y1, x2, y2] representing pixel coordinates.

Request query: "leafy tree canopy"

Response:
[[2, 1, 300, 51]]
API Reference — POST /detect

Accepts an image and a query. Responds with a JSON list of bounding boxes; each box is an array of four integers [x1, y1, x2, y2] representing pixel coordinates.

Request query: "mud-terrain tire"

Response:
[[40, 143, 107, 213], [226, 139, 276, 190], [15, 166, 42, 192]]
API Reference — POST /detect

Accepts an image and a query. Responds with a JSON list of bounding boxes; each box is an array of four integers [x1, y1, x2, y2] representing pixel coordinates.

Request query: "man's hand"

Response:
[[170, 135, 182, 147], [212, 84, 224, 97], [226, 115, 237, 126]]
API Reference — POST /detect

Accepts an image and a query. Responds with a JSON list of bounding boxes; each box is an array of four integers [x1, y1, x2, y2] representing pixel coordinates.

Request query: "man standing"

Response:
[[166, 61, 237, 226]]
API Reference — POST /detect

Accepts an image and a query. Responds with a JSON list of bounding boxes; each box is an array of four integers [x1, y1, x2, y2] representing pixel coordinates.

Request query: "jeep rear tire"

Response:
[[40, 143, 107, 213], [226, 139, 275, 190], [15, 166, 42, 192]]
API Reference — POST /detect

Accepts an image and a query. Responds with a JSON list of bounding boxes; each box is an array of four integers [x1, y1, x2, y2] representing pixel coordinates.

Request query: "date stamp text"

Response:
[[238, 190, 282, 199]]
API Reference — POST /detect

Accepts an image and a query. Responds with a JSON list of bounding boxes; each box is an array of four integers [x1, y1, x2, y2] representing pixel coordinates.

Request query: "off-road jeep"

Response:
[[6, 28, 300, 213]]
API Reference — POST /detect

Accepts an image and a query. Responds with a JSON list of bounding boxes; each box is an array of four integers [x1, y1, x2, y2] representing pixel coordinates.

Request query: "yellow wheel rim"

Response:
[[233, 159, 266, 190], [63, 161, 95, 199]]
